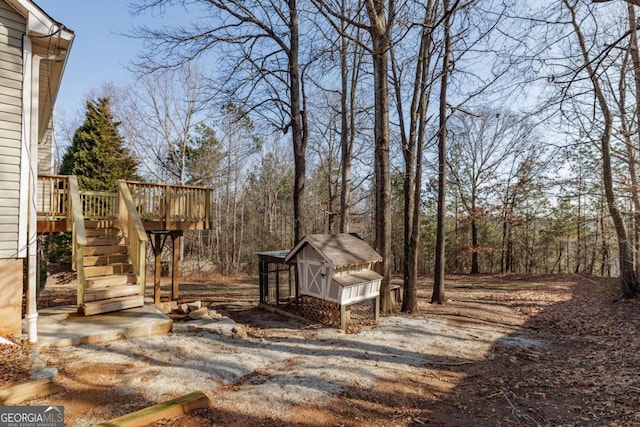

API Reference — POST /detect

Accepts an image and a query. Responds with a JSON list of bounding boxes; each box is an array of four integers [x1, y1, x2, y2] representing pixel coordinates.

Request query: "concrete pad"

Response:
[[29, 304, 173, 352]]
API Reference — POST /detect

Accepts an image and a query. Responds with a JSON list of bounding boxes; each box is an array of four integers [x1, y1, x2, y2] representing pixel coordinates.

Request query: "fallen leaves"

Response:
[[0, 336, 34, 390]]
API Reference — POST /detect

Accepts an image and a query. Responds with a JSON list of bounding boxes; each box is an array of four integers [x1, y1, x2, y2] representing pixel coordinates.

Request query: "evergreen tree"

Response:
[[60, 97, 139, 190]]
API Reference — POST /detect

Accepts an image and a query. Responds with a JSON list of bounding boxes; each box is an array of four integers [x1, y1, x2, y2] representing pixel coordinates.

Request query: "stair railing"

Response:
[[116, 180, 148, 296], [68, 176, 87, 306]]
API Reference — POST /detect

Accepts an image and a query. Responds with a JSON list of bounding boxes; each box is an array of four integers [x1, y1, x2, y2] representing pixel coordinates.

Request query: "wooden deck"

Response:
[[36, 174, 214, 312], [36, 175, 213, 232]]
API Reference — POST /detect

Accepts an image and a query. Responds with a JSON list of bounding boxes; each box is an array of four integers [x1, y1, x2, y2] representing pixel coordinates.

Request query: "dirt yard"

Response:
[[3, 272, 640, 426]]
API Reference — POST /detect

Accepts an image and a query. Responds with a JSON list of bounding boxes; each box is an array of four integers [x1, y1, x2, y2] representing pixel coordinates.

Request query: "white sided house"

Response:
[[0, 0, 73, 338], [285, 233, 382, 329]]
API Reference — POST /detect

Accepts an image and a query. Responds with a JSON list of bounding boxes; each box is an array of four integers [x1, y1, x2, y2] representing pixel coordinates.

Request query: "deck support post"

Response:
[[170, 231, 183, 301], [340, 304, 347, 330], [148, 231, 169, 304], [154, 234, 162, 304]]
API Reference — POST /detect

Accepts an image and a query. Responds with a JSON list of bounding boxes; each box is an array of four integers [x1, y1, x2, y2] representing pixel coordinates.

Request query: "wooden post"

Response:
[[171, 231, 181, 301], [293, 264, 298, 310], [154, 233, 162, 304], [275, 265, 280, 308], [340, 304, 346, 330], [258, 256, 265, 304]]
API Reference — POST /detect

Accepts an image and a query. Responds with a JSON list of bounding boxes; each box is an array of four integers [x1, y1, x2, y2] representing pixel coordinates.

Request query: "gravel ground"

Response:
[[9, 273, 636, 426], [33, 307, 522, 426]]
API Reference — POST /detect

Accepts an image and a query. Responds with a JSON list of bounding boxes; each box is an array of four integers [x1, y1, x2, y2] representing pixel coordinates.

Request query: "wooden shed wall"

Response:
[[298, 245, 328, 299], [0, 0, 24, 258]]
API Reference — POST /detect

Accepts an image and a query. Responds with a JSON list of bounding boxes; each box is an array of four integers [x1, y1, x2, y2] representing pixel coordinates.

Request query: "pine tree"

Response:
[[60, 97, 139, 190]]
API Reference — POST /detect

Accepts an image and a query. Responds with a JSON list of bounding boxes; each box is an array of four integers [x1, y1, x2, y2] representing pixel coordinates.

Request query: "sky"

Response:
[[35, 1, 160, 118]]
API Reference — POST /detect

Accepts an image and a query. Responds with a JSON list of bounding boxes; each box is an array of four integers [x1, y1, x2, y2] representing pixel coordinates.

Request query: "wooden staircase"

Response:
[[79, 220, 144, 315]]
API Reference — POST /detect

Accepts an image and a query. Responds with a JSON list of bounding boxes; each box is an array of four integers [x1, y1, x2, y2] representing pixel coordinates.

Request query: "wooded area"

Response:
[[54, 0, 640, 309]]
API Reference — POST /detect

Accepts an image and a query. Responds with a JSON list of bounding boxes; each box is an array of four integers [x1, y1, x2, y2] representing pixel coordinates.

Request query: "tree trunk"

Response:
[[339, 0, 353, 234], [366, 0, 394, 313], [575, 175, 582, 274], [432, 0, 452, 305], [566, 0, 638, 297], [627, 4, 640, 277], [290, 0, 307, 244], [501, 220, 508, 274], [399, 0, 435, 313], [470, 216, 479, 274]]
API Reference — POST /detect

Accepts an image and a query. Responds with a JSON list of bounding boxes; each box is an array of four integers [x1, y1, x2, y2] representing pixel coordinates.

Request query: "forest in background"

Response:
[[51, 0, 640, 303]]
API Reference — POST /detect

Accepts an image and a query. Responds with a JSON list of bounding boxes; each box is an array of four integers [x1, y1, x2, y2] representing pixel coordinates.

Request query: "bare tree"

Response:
[[119, 65, 207, 184], [390, 0, 438, 312], [560, 0, 639, 297], [619, 3, 640, 276], [447, 109, 538, 275], [338, 2, 369, 234], [132, 0, 309, 242], [432, 0, 453, 304], [310, 0, 395, 312], [362, 0, 395, 313]]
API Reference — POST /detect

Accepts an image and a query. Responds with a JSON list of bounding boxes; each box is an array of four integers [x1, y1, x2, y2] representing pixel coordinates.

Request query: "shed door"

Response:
[[303, 261, 326, 298]]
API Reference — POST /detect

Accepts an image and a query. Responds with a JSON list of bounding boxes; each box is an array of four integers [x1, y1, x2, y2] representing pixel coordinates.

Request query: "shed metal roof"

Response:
[[333, 269, 383, 287], [285, 233, 382, 267]]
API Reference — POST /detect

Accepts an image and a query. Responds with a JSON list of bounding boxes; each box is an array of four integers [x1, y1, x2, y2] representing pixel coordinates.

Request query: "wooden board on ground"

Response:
[[0, 379, 65, 405], [91, 390, 213, 427]]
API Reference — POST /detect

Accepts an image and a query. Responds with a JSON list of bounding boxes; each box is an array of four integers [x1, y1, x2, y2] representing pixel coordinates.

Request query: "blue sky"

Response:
[[36, 1, 156, 117]]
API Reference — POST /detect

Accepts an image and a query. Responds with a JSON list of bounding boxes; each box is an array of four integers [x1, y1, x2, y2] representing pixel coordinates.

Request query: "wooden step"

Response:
[[85, 274, 137, 289], [84, 220, 116, 229], [86, 236, 124, 246], [85, 263, 133, 278], [86, 228, 120, 238], [83, 284, 141, 302], [83, 245, 127, 256], [79, 295, 144, 316], [83, 254, 130, 267]]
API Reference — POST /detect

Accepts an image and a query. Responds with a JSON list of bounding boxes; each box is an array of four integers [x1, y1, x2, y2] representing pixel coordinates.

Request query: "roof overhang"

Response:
[[6, 0, 74, 41], [7, 0, 74, 141], [285, 233, 383, 266]]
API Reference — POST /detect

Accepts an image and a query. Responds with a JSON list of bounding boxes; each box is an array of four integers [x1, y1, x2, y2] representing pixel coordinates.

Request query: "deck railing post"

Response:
[[165, 184, 171, 230], [68, 176, 86, 306]]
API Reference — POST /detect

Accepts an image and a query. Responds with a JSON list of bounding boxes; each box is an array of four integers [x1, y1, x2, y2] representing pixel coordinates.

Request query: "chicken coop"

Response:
[[284, 233, 382, 330]]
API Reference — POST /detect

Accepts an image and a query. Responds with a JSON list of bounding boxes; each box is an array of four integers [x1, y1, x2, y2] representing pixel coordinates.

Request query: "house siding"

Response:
[[38, 122, 53, 173], [0, 0, 23, 259]]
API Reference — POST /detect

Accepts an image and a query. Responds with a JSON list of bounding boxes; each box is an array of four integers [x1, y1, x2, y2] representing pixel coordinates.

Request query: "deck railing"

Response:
[[37, 176, 212, 227], [126, 181, 212, 228], [37, 174, 69, 219], [80, 191, 117, 220], [117, 180, 147, 293]]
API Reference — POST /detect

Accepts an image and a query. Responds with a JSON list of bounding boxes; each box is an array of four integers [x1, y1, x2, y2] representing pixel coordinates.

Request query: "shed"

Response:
[[285, 233, 382, 329]]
